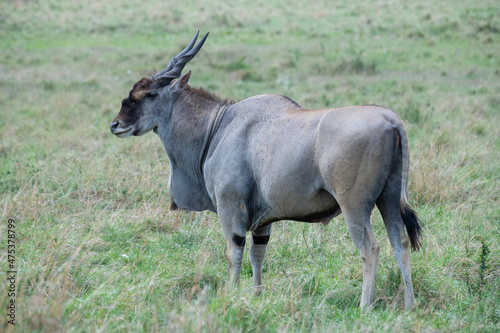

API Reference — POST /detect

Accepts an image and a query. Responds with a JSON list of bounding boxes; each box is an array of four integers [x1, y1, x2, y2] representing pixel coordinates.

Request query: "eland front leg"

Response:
[[249, 225, 272, 294], [225, 234, 245, 287], [217, 199, 249, 288]]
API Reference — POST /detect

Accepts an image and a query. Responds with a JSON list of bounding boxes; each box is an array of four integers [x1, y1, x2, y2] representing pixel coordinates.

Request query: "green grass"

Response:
[[1, 0, 499, 332]]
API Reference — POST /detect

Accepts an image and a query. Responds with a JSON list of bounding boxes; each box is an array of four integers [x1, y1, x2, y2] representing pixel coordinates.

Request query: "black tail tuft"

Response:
[[401, 204, 422, 251]]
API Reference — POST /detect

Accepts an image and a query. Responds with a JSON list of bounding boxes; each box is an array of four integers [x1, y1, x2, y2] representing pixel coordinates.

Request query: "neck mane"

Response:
[[185, 85, 236, 106]]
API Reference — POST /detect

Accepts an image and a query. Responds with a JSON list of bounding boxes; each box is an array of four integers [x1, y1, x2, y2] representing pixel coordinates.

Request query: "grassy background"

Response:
[[1, 0, 499, 331]]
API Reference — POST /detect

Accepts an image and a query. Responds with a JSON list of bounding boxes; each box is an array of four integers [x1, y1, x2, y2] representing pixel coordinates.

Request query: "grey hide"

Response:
[[110, 31, 422, 310]]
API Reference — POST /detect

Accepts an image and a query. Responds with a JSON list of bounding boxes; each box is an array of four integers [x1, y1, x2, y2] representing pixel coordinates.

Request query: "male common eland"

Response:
[[110, 31, 422, 309]]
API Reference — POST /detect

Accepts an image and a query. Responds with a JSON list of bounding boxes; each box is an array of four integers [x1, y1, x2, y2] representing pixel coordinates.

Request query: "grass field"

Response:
[[1, 0, 499, 331]]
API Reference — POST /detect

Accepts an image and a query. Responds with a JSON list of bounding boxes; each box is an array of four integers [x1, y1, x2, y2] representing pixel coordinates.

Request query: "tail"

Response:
[[401, 202, 422, 251], [394, 123, 422, 251]]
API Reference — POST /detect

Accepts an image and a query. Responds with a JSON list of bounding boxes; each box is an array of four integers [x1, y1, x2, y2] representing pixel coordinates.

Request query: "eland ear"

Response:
[[172, 70, 191, 93]]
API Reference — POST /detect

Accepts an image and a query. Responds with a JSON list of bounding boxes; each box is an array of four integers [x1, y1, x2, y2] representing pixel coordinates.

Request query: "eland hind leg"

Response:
[[376, 179, 416, 309], [341, 203, 381, 309]]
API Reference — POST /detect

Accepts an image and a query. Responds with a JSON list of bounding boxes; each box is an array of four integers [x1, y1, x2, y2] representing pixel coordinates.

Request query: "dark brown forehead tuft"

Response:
[[129, 77, 155, 101]]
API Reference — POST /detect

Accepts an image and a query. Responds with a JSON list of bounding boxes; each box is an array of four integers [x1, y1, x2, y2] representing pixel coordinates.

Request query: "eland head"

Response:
[[110, 31, 209, 137]]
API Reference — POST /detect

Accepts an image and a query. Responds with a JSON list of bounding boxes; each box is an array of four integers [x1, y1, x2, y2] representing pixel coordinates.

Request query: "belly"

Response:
[[277, 188, 340, 221], [251, 188, 341, 229]]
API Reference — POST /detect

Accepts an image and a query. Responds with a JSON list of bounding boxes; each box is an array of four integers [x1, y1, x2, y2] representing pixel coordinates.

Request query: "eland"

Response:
[[110, 31, 422, 309]]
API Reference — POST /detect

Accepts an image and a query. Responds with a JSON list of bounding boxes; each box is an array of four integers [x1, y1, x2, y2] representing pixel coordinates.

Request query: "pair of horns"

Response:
[[151, 30, 209, 83]]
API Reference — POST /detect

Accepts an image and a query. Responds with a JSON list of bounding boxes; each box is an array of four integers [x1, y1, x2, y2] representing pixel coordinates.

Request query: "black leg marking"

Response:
[[232, 234, 246, 247], [252, 235, 270, 245]]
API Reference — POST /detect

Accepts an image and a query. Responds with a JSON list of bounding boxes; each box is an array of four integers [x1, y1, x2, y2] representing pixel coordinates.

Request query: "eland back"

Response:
[[110, 31, 422, 309]]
